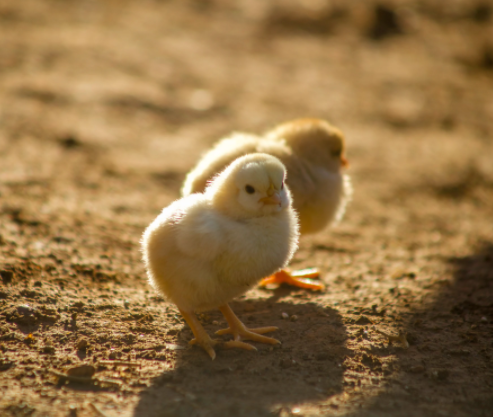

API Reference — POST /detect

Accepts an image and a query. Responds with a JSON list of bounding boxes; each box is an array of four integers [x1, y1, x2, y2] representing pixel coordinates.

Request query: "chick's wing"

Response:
[[174, 196, 225, 262]]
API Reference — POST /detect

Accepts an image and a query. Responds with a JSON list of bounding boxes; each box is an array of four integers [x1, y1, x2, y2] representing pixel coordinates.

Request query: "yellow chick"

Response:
[[142, 153, 299, 359], [181, 119, 351, 290]]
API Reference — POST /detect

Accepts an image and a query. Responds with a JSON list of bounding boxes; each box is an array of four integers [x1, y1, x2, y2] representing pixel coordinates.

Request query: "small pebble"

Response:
[[67, 364, 95, 377], [76, 338, 89, 350], [355, 315, 372, 325], [68, 404, 78, 417], [290, 315, 298, 322], [408, 365, 425, 373], [108, 350, 120, 360], [481, 316, 488, 323], [431, 369, 449, 381], [281, 312, 289, 319], [41, 345, 56, 354], [0, 270, 14, 284], [279, 358, 296, 368]]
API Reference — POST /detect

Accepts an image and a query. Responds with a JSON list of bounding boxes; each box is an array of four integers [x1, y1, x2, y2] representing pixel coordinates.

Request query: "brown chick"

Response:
[[181, 119, 352, 290]]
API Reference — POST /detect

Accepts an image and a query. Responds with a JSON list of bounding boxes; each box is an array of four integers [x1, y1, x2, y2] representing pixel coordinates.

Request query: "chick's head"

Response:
[[207, 153, 291, 219], [268, 118, 348, 172]]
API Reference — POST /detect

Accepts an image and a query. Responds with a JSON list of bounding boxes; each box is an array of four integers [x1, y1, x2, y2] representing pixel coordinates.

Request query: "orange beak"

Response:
[[259, 193, 282, 206], [341, 155, 349, 168]]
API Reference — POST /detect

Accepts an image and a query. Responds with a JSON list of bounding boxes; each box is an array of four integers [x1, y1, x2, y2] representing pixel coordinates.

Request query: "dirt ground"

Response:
[[1, 0, 493, 416]]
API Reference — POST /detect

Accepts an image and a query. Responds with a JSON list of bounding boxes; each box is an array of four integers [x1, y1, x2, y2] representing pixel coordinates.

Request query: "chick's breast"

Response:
[[212, 208, 298, 287]]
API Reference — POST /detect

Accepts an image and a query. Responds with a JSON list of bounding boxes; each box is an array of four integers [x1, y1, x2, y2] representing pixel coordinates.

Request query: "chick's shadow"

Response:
[[345, 242, 493, 417], [134, 299, 348, 417]]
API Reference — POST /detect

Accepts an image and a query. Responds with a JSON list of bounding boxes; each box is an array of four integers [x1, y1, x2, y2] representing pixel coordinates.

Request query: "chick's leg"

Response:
[[216, 304, 280, 346], [258, 268, 324, 291], [180, 309, 218, 360]]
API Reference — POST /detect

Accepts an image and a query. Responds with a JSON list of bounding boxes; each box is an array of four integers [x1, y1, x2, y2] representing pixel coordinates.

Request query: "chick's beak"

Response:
[[341, 155, 349, 168], [259, 183, 282, 206], [259, 193, 282, 206]]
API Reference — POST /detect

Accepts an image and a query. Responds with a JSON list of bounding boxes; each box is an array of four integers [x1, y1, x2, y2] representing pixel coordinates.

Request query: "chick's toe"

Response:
[[216, 304, 280, 345], [218, 340, 258, 351], [259, 268, 324, 291]]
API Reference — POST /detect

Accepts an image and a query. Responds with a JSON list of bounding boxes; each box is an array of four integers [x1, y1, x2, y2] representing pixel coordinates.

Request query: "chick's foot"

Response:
[[216, 304, 280, 346], [181, 309, 258, 359], [258, 268, 324, 291]]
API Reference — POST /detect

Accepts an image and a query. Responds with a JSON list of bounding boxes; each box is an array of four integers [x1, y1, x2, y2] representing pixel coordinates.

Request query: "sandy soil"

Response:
[[1, 1, 493, 416]]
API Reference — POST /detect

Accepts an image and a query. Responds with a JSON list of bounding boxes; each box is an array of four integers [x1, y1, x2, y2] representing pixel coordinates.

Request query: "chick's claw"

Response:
[[188, 336, 217, 360], [259, 268, 325, 291]]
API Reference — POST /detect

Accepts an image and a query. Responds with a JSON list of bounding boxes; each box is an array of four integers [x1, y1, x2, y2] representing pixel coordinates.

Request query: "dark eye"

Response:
[[245, 185, 255, 194], [332, 148, 342, 158]]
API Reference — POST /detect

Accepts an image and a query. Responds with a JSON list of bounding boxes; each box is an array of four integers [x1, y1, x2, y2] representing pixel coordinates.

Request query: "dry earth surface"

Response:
[[1, 1, 493, 416]]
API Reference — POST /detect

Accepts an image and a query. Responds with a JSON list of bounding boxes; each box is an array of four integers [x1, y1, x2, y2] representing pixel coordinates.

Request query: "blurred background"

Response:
[[1, 0, 492, 213], [1, 1, 492, 416]]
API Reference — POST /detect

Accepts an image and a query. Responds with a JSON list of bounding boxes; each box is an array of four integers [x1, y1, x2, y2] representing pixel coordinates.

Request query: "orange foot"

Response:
[[258, 268, 324, 291], [180, 308, 257, 360]]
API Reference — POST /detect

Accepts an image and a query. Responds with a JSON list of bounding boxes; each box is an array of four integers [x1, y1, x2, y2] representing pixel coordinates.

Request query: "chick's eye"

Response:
[[245, 185, 255, 194]]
